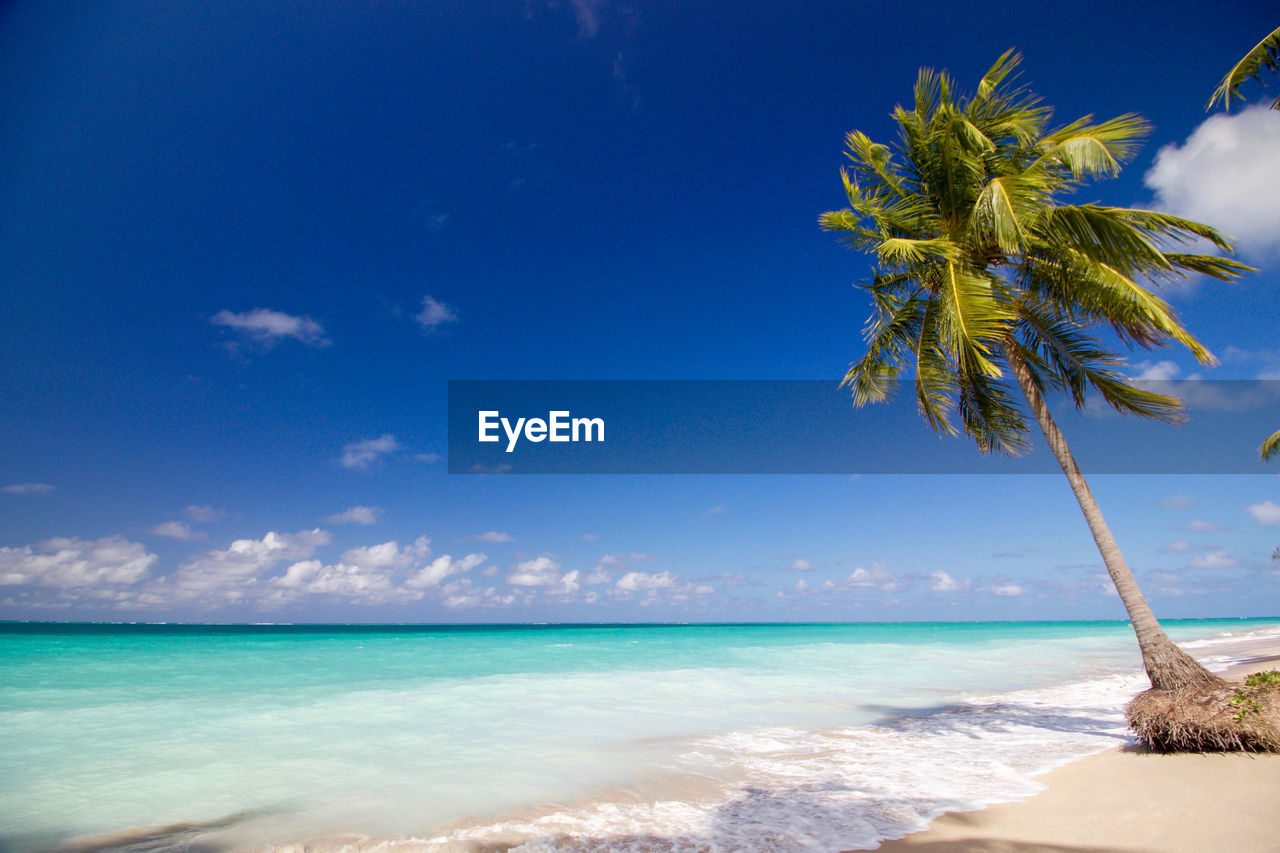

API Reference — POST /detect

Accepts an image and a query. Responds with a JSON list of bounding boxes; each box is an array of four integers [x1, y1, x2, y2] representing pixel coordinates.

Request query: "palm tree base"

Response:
[[1126, 676, 1280, 753], [1141, 639, 1225, 692]]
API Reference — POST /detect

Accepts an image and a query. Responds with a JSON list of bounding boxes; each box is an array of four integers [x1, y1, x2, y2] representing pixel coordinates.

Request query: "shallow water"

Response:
[[1, 619, 1277, 852]]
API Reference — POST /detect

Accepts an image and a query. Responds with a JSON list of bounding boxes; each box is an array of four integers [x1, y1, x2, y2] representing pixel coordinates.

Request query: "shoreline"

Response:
[[28, 625, 1280, 853], [868, 651, 1280, 853]]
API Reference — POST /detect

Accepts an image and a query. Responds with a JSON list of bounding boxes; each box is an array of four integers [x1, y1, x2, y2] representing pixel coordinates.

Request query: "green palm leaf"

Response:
[[1262, 429, 1280, 462], [1208, 25, 1280, 111]]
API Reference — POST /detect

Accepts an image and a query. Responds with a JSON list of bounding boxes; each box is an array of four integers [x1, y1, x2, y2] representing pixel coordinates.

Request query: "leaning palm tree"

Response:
[[1207, 24, 1280, 111], [821, 51, 1252, 691]]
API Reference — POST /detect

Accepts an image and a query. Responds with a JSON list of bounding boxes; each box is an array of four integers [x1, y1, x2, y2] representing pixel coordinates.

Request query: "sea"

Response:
[[2, 619, 1278, 853]]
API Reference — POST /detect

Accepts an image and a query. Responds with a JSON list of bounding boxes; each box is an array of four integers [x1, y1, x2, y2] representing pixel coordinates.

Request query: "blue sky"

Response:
[[1, 0, 1278, 622]]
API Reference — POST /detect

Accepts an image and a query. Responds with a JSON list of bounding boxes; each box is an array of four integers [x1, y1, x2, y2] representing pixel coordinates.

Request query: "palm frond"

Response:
[[932, 263, 1012, 377], [1262, 428, 1280, 461], [1023, 249, 1216, 365], [1036, 114, 1151, 177], [972, 177, 1026, 253], [1034, 205, 1172, 276], [955, 366, 1029, 455], [1209, 25, 1280, 111]]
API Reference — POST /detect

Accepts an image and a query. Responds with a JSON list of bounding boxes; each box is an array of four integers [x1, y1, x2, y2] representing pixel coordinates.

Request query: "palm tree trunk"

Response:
[[1004, 347, 1222, 691]]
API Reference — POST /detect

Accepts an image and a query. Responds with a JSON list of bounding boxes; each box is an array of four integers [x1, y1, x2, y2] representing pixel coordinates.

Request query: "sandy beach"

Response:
[[870, 651, 1280, 853]]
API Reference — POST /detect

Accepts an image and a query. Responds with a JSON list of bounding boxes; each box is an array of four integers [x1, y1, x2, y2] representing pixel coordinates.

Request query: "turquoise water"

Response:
[[2, 619, 1278, 852]]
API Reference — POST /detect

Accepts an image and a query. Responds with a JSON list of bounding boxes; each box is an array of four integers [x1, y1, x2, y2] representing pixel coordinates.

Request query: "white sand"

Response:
[[868, 652, 1280, 853]]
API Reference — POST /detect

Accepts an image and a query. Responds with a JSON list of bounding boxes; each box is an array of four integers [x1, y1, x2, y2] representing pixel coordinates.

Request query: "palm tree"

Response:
[[1208, 24, 1280, 111], [820, 51, 1252, 691]]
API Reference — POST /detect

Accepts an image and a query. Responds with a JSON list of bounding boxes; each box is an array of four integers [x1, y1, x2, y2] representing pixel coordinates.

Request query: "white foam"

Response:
[[404, 673, 1139, 853]]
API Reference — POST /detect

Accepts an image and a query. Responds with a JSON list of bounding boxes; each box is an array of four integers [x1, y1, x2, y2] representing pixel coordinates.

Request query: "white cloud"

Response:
[[1130, 360, 1181, 381], [341, 537, 431, 570], [267, 536, 459, 603], [703, 505, 726, 517], [0, 536, 155, 587], [788, 558, 813, 571], [416, 295, 459, 332], [2, 483, 54, 494], [183, 505, 225, 523], [150, 521, 205, 541], [793, 579, 810, 593], [615, 570, 678, 591], [1190, 550, 1240, 569], [842, 563, 899, 591], [272, 559, 403, 601], [578, 533, 600, 542], [415, 452, 441, 464], [1144, 105, 1280, 257], [547, 570, 581, 597], [1246, 500, 1280, 525], [438, 579, 517, 610], [508, 555, 562, 586], [1158, 495, 1194, 510], [407, 552, 486, 588], [340, 434, 401, 469], [175, 529, 331, 597], [991, 583, 1025, 597], [211, 308, 329, 348], [1182, 519, 1223, 532], [473, 531, 513, 543], [324, 506, 383, 525], [1161, 540, 1192, 553], [584, 566, 612, 585], [928, 570, 969, 593]]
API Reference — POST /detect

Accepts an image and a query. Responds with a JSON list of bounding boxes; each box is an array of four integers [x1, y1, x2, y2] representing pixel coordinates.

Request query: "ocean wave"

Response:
[[308, 629, 1278, 853]]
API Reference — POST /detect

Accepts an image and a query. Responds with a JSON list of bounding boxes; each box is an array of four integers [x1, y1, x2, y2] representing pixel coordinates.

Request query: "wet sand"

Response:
[[869, 652, 1280, 853]]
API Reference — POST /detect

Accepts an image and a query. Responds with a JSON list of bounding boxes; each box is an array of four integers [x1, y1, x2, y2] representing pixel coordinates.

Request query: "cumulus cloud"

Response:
[[928, 570, 969, 593], [1158, 495, 1195, 510], [341, 537, 431, 570], [211, 308, 329, 349], [415, 295, 459, 332], [2, 483, 54, 494], [547, 569, 581, 597], [324, 506, 383, 525], [1130, 360, 1181, 381], [272, 559, 404, 601], [0, 536, 155, 587], [472, 531, 513, 543], [438, 578, 517, 610], [1246, 500, 1280, 525], [788, 558, 813, 571], [1182, 519, 1224, 532], [150, 521, 205, 541], [508, 555, 563, 586], [183, 505, 225, 523], [1190, 550, 1240, 569], [842, 563, 900, 591], [1161, 540, 1192, 553], [266, 536, 461, 604], [407, 552, 486, 588], [583, 565, 612, 585], [175, 529, 331, 598], [340, 434, 401, 469], [615, 570, 678, 591], [991, 583, 1025, 597], [1144, 105, 1280, 257]]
